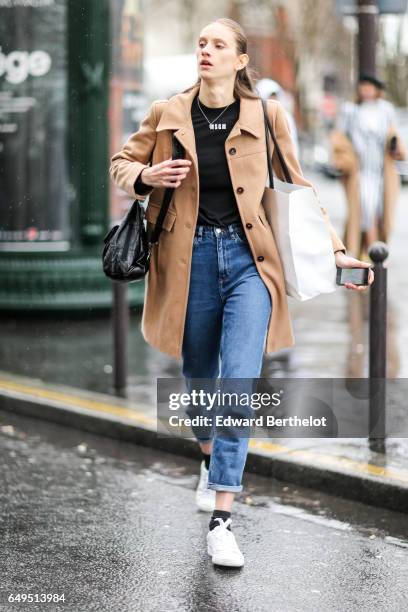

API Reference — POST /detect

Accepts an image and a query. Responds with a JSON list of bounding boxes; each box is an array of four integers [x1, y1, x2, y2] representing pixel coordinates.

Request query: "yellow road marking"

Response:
[[1, 376, 407, 485], [249, 439, 408, 484], [0, 378, 156, 427]]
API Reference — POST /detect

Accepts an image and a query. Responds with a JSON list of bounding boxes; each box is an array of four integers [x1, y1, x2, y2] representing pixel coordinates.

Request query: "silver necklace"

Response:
[[196, 96, 234, 130]]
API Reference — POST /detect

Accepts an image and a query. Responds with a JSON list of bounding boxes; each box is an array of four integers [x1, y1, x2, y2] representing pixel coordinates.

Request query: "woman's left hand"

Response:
[[334, 251, 375, 292]]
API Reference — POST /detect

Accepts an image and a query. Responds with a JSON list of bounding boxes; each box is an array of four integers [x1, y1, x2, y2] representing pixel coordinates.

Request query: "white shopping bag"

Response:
[[261, 99, 337, 301], [261, 177, 337, 301]]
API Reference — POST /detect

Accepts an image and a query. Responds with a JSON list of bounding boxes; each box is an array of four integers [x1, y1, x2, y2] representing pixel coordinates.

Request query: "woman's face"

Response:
[[196, 22, 248, 82], [358, 82, 379, 101]]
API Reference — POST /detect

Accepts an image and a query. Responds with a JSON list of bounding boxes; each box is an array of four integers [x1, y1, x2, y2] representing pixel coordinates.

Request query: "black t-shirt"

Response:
[[134, 94, 242, 227], [191, 93, 241, 227]]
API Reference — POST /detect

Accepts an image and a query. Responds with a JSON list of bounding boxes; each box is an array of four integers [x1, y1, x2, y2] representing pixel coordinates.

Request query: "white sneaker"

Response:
[[195, 460, 216, 512], [207, 518, 245, 567]]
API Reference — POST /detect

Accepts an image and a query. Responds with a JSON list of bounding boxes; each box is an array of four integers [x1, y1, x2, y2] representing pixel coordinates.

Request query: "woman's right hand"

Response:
[[140, 158, 192, 189]]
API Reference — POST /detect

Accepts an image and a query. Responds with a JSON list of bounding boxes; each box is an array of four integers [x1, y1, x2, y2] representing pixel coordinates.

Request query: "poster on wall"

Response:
[[0, 0, 69, 251]]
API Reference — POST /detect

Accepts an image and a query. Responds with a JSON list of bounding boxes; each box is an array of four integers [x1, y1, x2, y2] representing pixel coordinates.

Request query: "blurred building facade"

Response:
[[0, 0, 147, 311]]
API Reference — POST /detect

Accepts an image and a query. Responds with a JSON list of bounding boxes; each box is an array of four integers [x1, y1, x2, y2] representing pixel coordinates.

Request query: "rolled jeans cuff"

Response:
[[207, 483, 243, 493]]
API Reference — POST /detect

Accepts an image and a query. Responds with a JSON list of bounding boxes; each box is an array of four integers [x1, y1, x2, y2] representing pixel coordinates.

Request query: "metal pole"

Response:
[[368, 241, 388, 452], [112, 281, 129, 395], [357, 0, 379, 75]]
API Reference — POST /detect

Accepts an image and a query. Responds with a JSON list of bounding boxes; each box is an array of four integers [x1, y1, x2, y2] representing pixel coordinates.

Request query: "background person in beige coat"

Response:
[[330, 74, 406, 260], [110, 18, 373, 568]]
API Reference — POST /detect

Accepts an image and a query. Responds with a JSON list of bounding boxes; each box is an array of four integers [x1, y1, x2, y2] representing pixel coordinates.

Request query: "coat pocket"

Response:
[[144, 201, 176, 232]]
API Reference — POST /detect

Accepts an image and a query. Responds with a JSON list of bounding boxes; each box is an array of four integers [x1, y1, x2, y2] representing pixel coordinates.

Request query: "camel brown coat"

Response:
[[110, 83, 346, 360], [330, 127, 405, 258]]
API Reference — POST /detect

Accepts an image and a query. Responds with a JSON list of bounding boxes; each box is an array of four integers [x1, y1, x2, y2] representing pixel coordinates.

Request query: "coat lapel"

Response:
[[155, 82, 264, 166]]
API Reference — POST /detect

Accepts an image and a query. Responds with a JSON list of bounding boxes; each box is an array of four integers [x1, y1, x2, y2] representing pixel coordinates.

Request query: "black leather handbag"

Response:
[[102, 133, 185, 283]]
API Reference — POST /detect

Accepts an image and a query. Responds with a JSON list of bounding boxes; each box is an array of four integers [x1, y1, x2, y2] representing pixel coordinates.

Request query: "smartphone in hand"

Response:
[[389, 136, 398, 153], [336, 267, 370, 286]]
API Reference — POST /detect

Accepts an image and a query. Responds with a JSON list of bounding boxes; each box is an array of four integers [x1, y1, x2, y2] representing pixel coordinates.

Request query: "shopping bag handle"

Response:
[[261, 98, 293, 188]]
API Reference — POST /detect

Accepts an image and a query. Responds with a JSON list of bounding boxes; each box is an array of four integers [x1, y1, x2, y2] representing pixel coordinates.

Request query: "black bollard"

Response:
[[368, 241, 388, 453], [112, 281, 129, 396]]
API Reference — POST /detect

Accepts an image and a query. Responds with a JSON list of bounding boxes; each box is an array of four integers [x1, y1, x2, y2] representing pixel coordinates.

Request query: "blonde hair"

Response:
[[183, 17, 260, 99]]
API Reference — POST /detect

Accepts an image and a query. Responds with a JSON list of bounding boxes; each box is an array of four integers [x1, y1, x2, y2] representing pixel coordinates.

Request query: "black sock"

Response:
[[209, 510, 232, 531], [202, 452, 211, 470]]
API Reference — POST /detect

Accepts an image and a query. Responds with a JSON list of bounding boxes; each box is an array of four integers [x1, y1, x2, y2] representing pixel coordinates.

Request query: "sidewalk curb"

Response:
[[0, 374, 407, 514]]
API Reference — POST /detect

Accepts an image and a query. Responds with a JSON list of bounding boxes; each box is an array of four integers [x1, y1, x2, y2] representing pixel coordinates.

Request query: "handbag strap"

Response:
[[148, 132, 185, 245], [261, 98, 293, 188]]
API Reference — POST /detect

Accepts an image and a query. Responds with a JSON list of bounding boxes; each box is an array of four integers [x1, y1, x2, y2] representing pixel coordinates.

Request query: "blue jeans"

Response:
[[181, 222, 272, 492]]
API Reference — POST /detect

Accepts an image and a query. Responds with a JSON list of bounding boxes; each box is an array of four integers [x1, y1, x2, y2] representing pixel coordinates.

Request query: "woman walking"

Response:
[[331, 74, 405, 259], [110, 18, 373, 568]]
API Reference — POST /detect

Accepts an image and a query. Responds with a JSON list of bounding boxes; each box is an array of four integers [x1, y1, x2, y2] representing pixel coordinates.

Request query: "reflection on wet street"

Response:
[[1, 410, 408, 612], [0, 173, 407, 406]]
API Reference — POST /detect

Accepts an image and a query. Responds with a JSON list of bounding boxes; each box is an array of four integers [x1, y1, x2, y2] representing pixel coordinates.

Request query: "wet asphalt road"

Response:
[[1, 410, 408, 612]]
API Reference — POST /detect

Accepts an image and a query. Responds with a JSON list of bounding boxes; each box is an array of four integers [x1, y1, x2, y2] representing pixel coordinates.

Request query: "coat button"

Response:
[[246, 223, 253, 229], [257, 255, 264, 262], [229, 147, 236, 155], [236, 187, 244, 194]]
